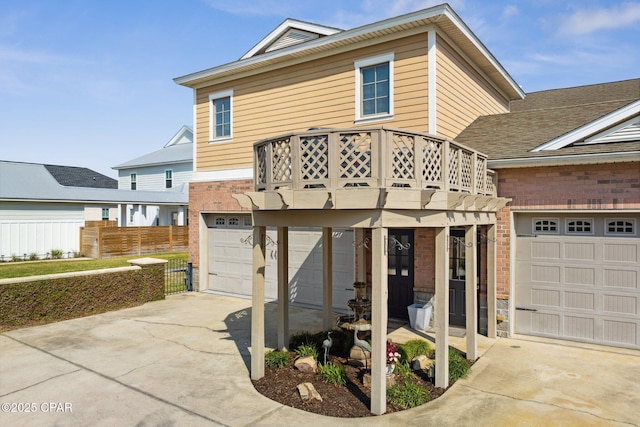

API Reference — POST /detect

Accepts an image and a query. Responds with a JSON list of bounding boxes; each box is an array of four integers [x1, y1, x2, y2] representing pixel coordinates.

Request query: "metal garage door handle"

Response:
[[516, 307, 537, 312]]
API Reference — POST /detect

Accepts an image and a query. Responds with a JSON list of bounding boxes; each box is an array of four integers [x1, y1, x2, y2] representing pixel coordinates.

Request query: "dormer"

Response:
[[240, 18, 342, 59]]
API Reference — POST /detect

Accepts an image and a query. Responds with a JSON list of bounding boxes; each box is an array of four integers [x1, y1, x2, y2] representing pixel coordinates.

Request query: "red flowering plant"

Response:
[[386, 341, 401, 365]]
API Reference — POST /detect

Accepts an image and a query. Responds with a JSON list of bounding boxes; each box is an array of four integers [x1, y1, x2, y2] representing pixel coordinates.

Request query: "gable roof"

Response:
[[455, 79, 640, 167], [175, 4, 524, 100], [0, 161, 187, 205], [241, 18, 341, 59], [112, 126, 193, 170], [43, 164, 117, 189]]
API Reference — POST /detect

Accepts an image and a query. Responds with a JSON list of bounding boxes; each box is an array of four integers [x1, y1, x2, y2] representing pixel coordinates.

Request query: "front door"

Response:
[[388, 229, 414, 320], [449, 229, 467, 326]]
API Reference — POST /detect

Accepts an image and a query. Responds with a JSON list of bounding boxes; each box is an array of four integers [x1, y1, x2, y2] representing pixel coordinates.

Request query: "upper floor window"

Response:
[[165, 169, 173, 189], [101, 208, 110, 221], [605, 218, 636, 235], [130, 173, 137, 190], [533, 218, 558, 234], [209, 90, 233, 142], [355, 53, 394, 123]]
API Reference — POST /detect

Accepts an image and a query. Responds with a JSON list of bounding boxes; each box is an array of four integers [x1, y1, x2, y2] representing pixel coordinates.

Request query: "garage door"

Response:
[[515, 213, 640, 350], [207, 214, 354, 311]]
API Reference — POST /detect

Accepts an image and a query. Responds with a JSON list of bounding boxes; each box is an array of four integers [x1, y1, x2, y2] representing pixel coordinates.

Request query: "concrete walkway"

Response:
[[1, 292, 638, 426]]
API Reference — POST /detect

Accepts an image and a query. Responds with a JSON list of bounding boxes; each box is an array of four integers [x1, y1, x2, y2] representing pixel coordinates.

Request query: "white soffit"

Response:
[[531, 100, 640, 152]]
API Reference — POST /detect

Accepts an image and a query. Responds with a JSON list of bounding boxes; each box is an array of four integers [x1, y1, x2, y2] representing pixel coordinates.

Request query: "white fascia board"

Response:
[[191, 168, 253, 182], [165, 125, 193, 148], [441, 7, 524, 100], [488, 151, 640, 169], [531, 100, 640, 152], [241, 18, 342, 60]]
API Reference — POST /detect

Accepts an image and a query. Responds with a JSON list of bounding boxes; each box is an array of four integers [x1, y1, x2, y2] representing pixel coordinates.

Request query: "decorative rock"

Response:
[[294, 356, 317, 373], [412, 354, 433, 371], [349, 345, 371, 361], [297, 382, 323, 402], [363, 373, 397, 388]]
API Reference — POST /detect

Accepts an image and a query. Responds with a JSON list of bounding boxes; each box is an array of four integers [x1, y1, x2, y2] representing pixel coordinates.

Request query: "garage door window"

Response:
[[605, 219, 636, 235], [566, 218, 593, 235], [533, 218, 559, 234], [228, 217, 239, 227], [215, 217, 226, 226]]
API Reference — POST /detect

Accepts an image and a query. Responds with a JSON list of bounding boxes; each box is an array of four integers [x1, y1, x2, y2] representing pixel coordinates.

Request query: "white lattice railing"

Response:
[[254, 127, 496, 196]]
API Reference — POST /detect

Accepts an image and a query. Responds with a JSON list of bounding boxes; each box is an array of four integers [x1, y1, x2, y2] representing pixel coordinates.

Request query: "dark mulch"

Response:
[[252, 353, 445, 417]]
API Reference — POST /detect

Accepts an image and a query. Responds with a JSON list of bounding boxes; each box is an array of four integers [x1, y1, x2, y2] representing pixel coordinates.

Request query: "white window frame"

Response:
[[208, 89, 233, 143], [165, 169, 173, 189], [354, 53, 394, 124], [533, 218, 559, 234], [565, 218, 594, 235], [130, 173, 137, 190], [605, 218, 637, 236]]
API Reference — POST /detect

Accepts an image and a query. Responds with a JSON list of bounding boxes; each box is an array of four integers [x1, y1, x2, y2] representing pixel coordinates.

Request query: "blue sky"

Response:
[[1, 0, 639, 178]]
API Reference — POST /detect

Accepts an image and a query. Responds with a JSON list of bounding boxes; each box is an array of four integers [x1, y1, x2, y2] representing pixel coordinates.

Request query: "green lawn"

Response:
[[0, 253, 188, 280]]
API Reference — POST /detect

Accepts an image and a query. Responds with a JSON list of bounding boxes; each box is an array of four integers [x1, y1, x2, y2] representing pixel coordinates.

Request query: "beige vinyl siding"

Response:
[[195, 34, 430, 172], [436, 36, 509, 139]]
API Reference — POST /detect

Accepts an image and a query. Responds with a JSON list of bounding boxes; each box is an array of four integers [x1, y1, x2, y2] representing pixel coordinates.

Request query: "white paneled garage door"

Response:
[[206, 214, 354, 311], [515, 213, 640, 349]]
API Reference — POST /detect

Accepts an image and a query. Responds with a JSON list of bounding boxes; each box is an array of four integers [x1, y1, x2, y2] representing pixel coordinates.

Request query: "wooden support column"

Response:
[[465, 224, 478, 361], [322, 227, 333, 331], [435, 226, 450, 389], [487, 223, 497, 338], [370, 227, 388, 415], [277, 226, 289, 350], [251, 226, 266, 380]]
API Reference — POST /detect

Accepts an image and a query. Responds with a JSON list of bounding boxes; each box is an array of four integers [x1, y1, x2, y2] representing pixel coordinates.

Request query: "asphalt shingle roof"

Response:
[[456, 79, 640, 160], [44, 164, 117, 189]]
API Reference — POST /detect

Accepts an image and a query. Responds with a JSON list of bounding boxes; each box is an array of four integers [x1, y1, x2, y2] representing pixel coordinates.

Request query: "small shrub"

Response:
[[448, 348, 470, 382], [11, 254, 21, 262], [318, 361, 347, 386], [393, 360, 415, 380], [28, 252, 39, 261], [387, 381, 430, 409], [265, 350, 290, 368], [73, 251, 82, 258], [50, 249, 63, 259], [399, 339, 432, 362], [295, 344, 319, 360], [289, 331, 317, 350]]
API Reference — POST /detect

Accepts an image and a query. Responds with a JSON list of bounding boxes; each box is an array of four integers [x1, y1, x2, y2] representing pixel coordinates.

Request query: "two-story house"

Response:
[[112, 126, 192, 226], [174, 4, 639, 413]]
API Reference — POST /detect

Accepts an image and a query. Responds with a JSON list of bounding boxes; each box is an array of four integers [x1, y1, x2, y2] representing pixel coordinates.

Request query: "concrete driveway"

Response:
[[1, 292, 638, 426]]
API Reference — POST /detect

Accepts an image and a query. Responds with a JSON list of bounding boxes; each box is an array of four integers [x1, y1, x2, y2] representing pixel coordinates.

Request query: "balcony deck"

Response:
[[237, 127, 508, 213]]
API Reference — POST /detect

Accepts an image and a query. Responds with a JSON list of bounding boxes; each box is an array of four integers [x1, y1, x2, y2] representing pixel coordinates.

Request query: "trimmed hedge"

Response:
[[0, 264, 164, 332]]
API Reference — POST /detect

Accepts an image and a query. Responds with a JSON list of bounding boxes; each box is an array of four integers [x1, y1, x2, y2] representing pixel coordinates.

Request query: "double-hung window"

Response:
[[101, 208, 110, 221], [355, 53, 394, 123], [165, 169, 173, 189], [209, 90, 233, 142], [130, 173, 137, 190]]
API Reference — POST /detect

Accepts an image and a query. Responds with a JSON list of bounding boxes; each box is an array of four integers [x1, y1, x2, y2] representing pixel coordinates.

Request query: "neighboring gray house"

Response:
[[0, 160, 188, 259], [112, 126, 192, 226]]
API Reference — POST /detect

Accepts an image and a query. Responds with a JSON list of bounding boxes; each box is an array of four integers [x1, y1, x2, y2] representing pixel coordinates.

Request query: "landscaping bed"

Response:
[[251, 331, 470, 417]]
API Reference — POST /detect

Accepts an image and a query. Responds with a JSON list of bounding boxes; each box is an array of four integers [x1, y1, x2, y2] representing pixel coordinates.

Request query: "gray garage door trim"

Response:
[[515, 213, 640, 350], [206, 214, 354, 312]]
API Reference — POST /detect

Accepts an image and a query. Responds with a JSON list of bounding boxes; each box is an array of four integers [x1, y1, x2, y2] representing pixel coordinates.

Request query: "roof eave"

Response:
[[488, 151, 640, 169], [173, 4, 523, 100]]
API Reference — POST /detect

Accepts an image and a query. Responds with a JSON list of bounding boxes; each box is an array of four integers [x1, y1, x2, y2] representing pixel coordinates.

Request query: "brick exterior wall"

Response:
[[188, 179, 253, 267], [494, 161, 640, 299]]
